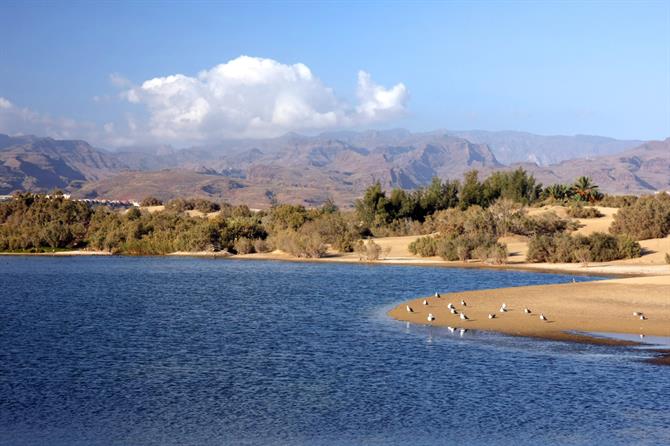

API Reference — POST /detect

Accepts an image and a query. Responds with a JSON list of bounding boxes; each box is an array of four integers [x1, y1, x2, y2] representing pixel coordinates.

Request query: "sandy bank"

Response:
[[388, 278, 670, 343]]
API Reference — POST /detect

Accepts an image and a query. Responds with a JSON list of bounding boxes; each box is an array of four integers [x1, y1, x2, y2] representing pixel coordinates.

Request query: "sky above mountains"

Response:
[[0, 1, 668, 147]]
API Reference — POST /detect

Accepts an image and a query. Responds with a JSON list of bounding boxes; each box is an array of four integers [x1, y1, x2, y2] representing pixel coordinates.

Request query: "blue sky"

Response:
[[0, 1, 668, 146]]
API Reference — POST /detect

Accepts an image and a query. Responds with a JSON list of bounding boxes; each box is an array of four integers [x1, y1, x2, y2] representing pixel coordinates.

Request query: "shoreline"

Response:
[[1, 248, 668, 278], [387, 276, 670, 364]]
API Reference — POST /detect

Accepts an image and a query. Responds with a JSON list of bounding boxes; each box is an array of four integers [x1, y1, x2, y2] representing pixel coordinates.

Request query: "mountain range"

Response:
[[0, 130, 667, 207]]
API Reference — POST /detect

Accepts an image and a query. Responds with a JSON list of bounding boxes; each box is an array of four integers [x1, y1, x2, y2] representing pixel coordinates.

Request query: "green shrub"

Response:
[[355, 239, 383, 261], [610, 194, 670, 240], [527, 232, 641, 263], [408, 236, 438, 257]]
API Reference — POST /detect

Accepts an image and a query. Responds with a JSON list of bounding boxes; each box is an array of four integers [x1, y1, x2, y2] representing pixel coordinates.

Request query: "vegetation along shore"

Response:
[[2, 169, 669, 349]]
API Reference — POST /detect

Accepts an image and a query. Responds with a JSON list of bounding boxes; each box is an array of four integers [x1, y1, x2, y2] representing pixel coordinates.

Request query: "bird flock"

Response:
[[405, 291, 651, 340]]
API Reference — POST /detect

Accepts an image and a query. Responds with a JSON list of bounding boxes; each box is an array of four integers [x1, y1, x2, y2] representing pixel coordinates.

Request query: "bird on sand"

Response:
[[427, 313, 435, 322], [422, 299, 428, 306], [461, 299, 467, 307], [447, 303, 455, 310], [488, 313, 496, 319], [450, 308, 458, 315], [406, 305, 413, 313], [460, 313, 469, 321], [524, 308, 531, 314], [539, 313, 548, 321]]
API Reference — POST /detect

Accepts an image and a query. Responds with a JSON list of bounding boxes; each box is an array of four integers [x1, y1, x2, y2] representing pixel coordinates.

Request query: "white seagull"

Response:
[[422, 299, 428, 306], [435, 292, 441, 298], [501, 303, 507, 310], [488, 313, 496, 319], [447, 303, 455, 310], [450, 308, 458, 315], [499, 306, 507, 313], [406, 305, 414, 313], [460, 313, 469, 321], [539, 313, 547, 321], [461, 300, 467, 307], [427, 313, 435, 322], [633, 311, 642, 316], [447, 326, 455, 333], [524, 308, 531, 314], [640, 315, 647, 321]]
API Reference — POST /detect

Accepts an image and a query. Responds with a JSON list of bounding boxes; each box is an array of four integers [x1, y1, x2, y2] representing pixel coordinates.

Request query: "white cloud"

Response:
[[123, 55, 408, 142], [0, 96, 96, 140], [0, 57, 408, 147]]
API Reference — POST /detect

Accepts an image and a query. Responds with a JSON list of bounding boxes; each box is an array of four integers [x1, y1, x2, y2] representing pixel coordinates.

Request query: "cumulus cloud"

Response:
[[123, 56, 408, 142]]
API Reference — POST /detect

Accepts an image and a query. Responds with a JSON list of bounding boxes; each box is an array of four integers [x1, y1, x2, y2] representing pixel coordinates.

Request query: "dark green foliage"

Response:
[[165, 198, 221, 213], [0, 193, 92, 251], [610, 194, 670, 240], [571, 176, 603, 203], [527, 232, 641, 263]]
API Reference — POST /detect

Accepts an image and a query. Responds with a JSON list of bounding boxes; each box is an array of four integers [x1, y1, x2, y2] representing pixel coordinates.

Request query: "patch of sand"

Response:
[[388, 279, 670, 339]]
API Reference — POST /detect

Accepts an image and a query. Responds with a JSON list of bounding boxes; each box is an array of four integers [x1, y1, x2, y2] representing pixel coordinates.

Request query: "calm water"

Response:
[[1, 257, 668, 446]]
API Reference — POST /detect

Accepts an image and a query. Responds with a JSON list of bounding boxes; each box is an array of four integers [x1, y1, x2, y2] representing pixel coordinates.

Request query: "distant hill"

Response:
[[523, 138, 670, 194], [1, 130, 667, 206], [449, 130, 643, 165], [80, 132, 502, 207], [0, 134, 125, 193]]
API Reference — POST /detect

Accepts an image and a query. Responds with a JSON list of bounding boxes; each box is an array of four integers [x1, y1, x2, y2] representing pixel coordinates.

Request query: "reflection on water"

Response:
[[0, 257, 668, 446]]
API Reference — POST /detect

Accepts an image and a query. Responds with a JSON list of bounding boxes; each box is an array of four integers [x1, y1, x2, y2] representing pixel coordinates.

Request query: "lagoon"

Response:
[[1, 257, 668, 445]]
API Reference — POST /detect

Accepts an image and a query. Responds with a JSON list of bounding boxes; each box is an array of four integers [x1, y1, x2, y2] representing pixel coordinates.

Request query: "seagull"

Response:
[[447, 326, 455, 333], [524, 308, 531, 314], [499, 306, 507, 313], [501, 303, 507, 310], [406, 305, 414, 313], [422, 299, 428, 306], [640, 315, 647, 321], [488, 313, 496, 319], [459, 328, 467, 336], [450, 308, 458, 315], [427, 313, 435, 322], [434, 292, 441, 298], [460, 313, 468, 321], [461, 300, 467, 307], [633, 311, 642, 316], [539, 313, 547, 321], [447, 303, 455, 310], [640, 334, 645, 339]]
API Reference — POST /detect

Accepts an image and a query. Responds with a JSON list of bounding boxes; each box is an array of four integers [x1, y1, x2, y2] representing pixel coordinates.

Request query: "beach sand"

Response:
[[388, 276, 670, 342]]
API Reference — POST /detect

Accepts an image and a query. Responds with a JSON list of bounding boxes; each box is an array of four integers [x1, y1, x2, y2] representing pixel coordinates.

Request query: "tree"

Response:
[[572, 176, 602, 203]]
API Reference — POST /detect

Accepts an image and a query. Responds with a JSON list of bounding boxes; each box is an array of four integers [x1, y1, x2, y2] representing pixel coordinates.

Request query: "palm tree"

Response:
[[572, 176, 601, 202], [544, 184, 570, 201]]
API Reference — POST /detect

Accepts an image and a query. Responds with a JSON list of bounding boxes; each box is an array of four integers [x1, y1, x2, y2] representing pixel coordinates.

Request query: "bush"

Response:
[[233, 237, 255, 254], [140, 196, 163, 207], [599, 195, 638, 208], [270, 228, 327, 258], [566, 204, 603, 219], [610, 195, 670, 240], [665, 253, 670, 264], [527, 232, 641, 263], [355, 239, 383, 261], [408, 236, 438, 257], [253, 238, 271, 253]]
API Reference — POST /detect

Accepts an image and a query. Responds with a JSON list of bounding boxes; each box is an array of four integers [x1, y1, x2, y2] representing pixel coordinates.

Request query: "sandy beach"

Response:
[[388, 275, 670, 343]]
